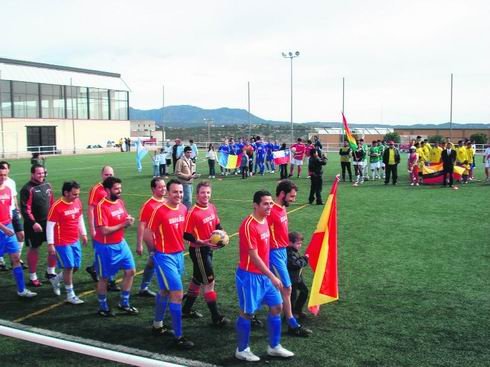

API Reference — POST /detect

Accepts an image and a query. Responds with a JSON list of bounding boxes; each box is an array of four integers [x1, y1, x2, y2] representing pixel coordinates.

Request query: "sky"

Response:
[[2, 0, 490, 125]]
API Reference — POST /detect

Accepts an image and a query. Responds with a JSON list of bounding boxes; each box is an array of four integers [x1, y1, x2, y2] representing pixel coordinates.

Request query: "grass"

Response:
[[0, 151, 489, 366]]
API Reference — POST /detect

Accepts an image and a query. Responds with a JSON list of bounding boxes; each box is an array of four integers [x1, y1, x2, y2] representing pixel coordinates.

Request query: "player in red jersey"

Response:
[[86, 166, 119, 291], [182, 181, 229, 325], [269, 180, 312, 337], [147, 179, 194, 349], [290, 138, 306, 178], [0, 167, 36, 298], [136, 177, 166, 298], [234, 190, 294, 362], [94, 177, 137, 316], [46, 181, 87, 304]]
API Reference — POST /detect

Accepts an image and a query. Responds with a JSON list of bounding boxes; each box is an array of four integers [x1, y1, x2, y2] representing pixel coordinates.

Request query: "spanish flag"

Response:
[[342, 113, 358, 151], [305, 175, 340, 315]]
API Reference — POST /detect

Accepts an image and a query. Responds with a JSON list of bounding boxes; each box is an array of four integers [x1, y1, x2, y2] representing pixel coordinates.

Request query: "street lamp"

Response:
[[282, 50, 300, 144]]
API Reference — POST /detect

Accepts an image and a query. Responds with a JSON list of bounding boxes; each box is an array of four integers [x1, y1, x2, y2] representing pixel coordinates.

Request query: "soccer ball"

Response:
[[209, 230, 229, 247]]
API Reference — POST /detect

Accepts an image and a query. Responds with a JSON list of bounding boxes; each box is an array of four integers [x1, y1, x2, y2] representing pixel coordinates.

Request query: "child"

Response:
[[287, 231, 309, 319], [407, 146, 419, 186], [240, 148, 249, 179], [152, 151, 160, 177]]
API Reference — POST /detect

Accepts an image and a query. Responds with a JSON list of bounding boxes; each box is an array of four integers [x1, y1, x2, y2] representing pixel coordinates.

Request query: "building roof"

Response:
[[314, 127, 393, 134], [0, 57, 130, 91]]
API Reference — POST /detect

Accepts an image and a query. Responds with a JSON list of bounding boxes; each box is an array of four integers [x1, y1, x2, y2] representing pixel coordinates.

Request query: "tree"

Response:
[[428, 135, 445, 144], [469, 133, 487, 144], [383, 132, 401, 143]]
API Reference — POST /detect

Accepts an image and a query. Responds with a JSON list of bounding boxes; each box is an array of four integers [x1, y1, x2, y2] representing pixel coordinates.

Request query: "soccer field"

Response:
[[1, 152, 489, 367]]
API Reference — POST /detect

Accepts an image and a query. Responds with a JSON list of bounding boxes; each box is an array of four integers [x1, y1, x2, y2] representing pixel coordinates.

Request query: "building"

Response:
[[394, 127, 489, 143], [130, 120, 156, 137], [0, 57, 130, 157], [310, 127, 394, 145]]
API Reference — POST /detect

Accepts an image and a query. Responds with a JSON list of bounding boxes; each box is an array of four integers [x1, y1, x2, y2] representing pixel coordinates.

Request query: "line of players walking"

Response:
[[0, 161, 311, 361]]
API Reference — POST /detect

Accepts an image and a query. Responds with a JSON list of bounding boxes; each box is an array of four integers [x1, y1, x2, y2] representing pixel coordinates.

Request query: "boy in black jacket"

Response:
[[287, 231, 309, 320]]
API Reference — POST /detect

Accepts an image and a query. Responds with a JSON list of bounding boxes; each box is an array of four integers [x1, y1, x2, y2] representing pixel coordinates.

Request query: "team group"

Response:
[[0, 161, 311, 361]]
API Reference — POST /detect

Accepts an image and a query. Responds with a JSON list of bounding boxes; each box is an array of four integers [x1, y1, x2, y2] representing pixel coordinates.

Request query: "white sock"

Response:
[[29, 273, 38, 281], [153, 320, 163, 328], [65, 284, 75, 298], [47, 267, 56, 275], [0, 256, 4, 264]]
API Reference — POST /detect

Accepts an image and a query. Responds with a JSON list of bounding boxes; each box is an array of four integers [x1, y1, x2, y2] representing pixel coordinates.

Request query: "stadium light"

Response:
[[282, 51, 300, 144]]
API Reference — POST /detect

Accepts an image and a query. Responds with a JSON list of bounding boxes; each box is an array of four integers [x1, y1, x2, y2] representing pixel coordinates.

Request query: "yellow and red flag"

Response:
[[342, 113, 358, 151], [305, 175, 340, 315]]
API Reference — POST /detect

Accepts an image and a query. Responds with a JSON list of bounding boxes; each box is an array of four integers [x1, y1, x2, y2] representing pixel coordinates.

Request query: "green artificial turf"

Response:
[[0, 151, 488, 366]]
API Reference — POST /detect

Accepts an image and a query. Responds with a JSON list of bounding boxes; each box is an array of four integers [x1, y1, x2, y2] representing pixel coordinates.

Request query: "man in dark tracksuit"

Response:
[[308, 149, 326, 205], [20, 164, 55, 287]]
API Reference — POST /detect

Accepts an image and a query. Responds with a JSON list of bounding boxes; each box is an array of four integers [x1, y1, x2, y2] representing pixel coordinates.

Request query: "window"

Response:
[[41, 84, 65, 118], [26, 126, 57, 153], [13, 81, 39, 118], [89, 88, 109, 120], [0, 80, 12, 118], [109, 90, 128, 120], [66, 86, 88, 119]]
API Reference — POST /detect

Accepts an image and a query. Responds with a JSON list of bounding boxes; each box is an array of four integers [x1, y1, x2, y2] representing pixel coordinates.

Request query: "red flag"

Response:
[[305, 175, 340, 315]]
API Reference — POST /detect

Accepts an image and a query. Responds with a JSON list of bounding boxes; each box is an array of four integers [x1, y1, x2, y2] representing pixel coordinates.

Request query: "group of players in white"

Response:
[[0, 162, 311, 361]]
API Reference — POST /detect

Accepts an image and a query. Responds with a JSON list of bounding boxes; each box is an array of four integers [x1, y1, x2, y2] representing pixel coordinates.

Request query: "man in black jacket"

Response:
[[382, 141, 400, 185], [308, 149, 327, 205], [20, 164, 55, 287], [441, 142, 457, 188]]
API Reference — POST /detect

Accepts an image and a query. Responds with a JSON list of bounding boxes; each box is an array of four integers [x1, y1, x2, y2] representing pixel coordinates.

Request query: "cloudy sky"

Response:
[[2, 0, 490, 124]]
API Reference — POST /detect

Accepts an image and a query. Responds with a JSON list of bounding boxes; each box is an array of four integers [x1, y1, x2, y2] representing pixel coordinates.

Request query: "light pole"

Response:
[[204, 118, 213, 145], [282, 51, 300, 144]]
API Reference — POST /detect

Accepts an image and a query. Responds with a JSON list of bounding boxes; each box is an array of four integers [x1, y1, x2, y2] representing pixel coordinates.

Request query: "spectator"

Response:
[[279, 143, 289, 179], [382, 141, 400, 185], [339, 141, 352, 182], [308, 149, 326, 205], [175, 146, 198, 209], [189, 139, 198, 163], [206, 144, 217, 179], [442, 142, 457, 189]]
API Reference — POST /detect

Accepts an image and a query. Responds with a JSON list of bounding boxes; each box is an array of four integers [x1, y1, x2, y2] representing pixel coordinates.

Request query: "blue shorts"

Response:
[[94, 239, 135, 279], [236, 268, 282, 314], [270, 248, 292, 288], [0, 223, 19, 255], [153, 252, 184, 291], [55, 241, 82, 269]]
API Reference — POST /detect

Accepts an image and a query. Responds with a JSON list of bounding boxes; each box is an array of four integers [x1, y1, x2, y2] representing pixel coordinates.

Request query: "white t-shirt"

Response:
[[4, 177, 17, 213], [485, 147, 490, 162]]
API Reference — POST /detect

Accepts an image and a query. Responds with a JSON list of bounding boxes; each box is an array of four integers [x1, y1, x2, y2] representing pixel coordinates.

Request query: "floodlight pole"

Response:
[[282, 51, 300, 144], [449, 73, 453, 139], [162, 85, 166, 142], [70, 78, 76, 154], [341, 77, 345, 143], [247, 81, 251, 137], [0, 70, 4, 158]]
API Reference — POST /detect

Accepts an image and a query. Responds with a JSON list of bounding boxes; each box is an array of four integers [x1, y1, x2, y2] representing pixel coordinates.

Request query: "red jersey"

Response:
[[184, 203, 220, 248], [268, 202, 289, 249], [139, 197, 165, 223], [148, 203, 187, 254], [291, 143, 306, 160], [0, 186, 12, 225], [88, 183, 106, 207], [238, 215, 270, 274], [47, 198, 83, 245], [94, 198, 128, 244], [305, 144, 315, 157]]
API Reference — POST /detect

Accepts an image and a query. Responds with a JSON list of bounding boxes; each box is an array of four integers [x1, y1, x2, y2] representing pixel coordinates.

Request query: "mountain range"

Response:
[[129, 105, 490, 129]]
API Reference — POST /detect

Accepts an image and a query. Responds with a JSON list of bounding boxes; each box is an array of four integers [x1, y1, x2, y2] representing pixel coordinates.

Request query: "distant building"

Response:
[[394, 127, 489, 143], [0, 57, 130, 156], [130, 120, 156, 136], [310, 127, 394, 145]]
